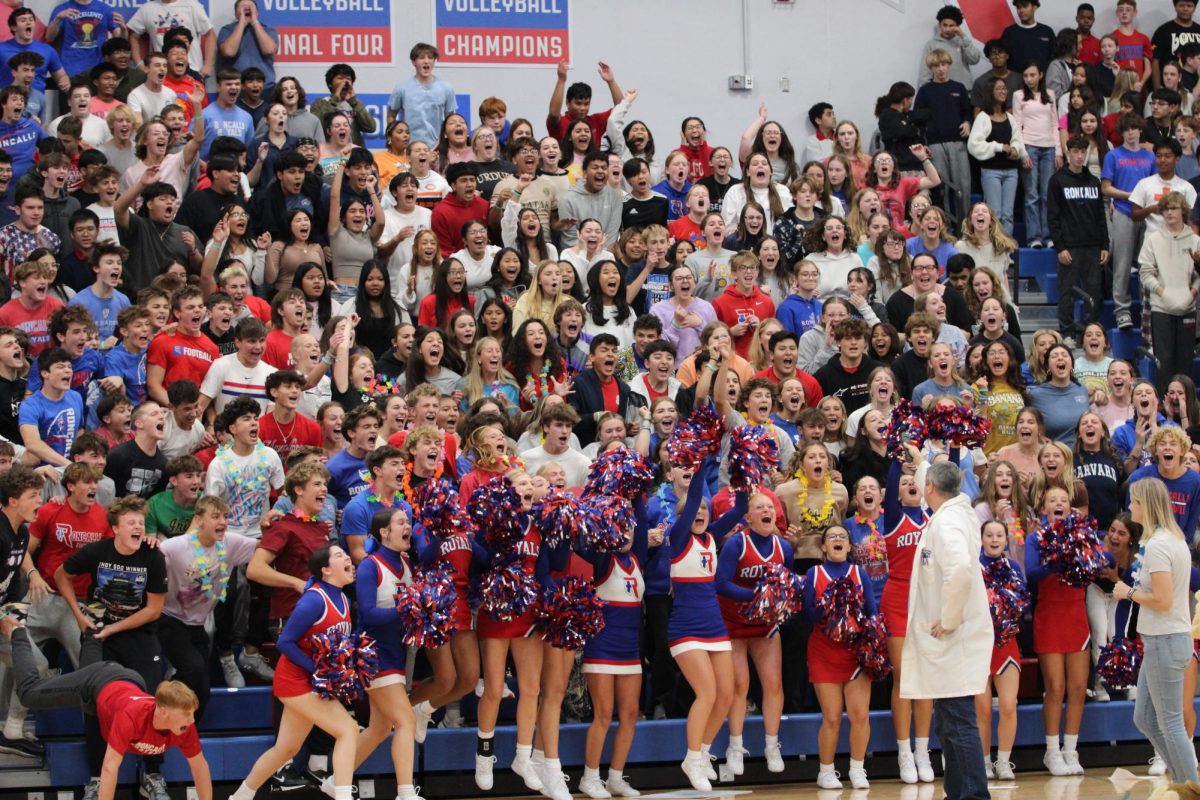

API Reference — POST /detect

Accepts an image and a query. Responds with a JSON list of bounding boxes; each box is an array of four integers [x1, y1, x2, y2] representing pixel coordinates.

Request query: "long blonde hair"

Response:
[[1129, 477, 1186, 540], [748, 318, 783, 373], [462, 337, 519, 408], [959, 202, 1017, 255]]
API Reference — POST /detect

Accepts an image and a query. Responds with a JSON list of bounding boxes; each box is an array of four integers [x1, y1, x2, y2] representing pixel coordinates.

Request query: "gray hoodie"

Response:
[[556, 183, 623, 248], [917, 27, 983, 88]]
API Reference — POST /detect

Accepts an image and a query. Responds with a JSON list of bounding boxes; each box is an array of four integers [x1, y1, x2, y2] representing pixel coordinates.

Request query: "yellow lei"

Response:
[[795, 473, 836, 529]]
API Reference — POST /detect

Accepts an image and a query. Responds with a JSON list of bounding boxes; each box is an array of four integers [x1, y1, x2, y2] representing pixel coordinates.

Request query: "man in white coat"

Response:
[[901, 461, 992, 800]]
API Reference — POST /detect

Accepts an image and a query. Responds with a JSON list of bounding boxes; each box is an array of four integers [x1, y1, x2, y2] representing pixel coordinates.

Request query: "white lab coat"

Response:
[[900, 492, 992, 700]]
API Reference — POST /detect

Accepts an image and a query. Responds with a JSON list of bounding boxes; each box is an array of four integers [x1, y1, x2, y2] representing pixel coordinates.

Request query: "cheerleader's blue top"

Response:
[[802, 559, 877, 622], [355, 545, 412, 672], [715, 528, 796, 602], [276, 579, 348, 673]]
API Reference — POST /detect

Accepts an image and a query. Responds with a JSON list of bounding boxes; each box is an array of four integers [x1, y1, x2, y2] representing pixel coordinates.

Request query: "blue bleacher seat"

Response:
[[1018, 247, 1057, 279], [1037, 273, 1059, 303], [1109, 328, 1144, 361]]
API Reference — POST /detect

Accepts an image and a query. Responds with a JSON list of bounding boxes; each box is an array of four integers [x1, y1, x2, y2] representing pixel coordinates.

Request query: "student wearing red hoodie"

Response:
[[679, 117, 715, 180], [431, 162, 489, 257], [712, 251, 776, 359]]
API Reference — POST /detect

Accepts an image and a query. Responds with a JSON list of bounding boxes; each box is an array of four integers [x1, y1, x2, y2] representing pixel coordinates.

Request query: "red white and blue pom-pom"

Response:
[[741, 562, 804, 626], [814, 576, 868, 644], [533, 489, 588, 550], [310, 631, 378, 703], [480, 554, 540, 622], [926, 404, 992, 449], [535, 575, 607, 650], [984, 559, 1030, 646], [580, 495, 634, 553], [393, 563, 459, 649], [1097, 635, 1143, 689], [666, 401, 726, 471], [884, 398, 928, 458], [1040, 514, 1107, 588], [415, 479, 473, 539], [583, 448, 654, 501], [854, 615, 893, 681], [728, 424, 780, 494], [469, 476, 525, 549]]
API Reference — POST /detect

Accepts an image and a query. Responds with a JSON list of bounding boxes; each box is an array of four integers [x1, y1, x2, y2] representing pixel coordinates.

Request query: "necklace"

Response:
[[795, 474, 836, 529], [527, 359, 553, 400], [852, 513, 886, 562], [401, 461, 444, 510], [190, 532, 228, 602], [366, 480, 405, 508], [293, 508, 322, 523], [1004, 505, 1026, 545]]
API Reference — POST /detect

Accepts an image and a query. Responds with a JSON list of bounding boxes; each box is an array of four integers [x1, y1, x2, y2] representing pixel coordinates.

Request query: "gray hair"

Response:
[[926, 461, 962, 497]]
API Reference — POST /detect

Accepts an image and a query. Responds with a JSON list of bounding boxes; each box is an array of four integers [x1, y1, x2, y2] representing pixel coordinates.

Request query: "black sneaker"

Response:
[[270, 765, 309, 792], [304, 767, 329, 789], [0, 732, 43, 758]]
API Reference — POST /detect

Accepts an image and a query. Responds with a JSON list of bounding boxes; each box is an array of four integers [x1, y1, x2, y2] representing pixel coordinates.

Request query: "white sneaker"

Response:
[[605, 774, 639, 797], [219, 653, 245, 688], [1092, 685, 1111, 702], [702, 753, 717, 781], [765, 742, 785, 773], [1044, 750, 1071, 776], [474, 678, 516, 699], [439, 704, 464, 728], [540, 768, 571, 800], [916, 750, 935, 782], [413, 701, 432, 744], [681, 756, 712, 792], [317, 776, 336, 800], [1149, 755, 1167, 776], [475, 754, 496, 791], [849, 768, 870, 790], [1062, 750, 1084, 775], [511, 753, 544, 793], [817, 769, 843, 789], [985, 760, 995, 780], [395, 787, 425, 800], [725, 743, 747, 776], [898, 751, 919, 784], [579, 774, 611, 799], [237, 651, 275, 681], [995, 760, 1016, 781]]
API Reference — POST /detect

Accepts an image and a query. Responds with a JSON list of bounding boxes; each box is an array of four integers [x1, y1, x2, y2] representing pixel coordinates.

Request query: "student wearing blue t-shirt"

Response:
[[386, 42, 457, 147], [18, 348, 85, 466], [27, 306, 107, 411], [216, 0, 279, 88], [200, 69, 254, 161], [1101, 113, 1157, 330], [338, 445, 405, 563], [1127, 426, 1200, 545], [0, 9, 68, 94], [326, 404, 381, 508], [0, 87, 49, 183], [104, 305, 151, 406], [68, 240, 129, 344], [45, 0, 124, 79]]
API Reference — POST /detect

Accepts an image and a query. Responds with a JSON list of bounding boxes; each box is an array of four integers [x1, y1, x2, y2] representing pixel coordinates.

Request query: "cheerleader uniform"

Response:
[[416, 528, 489, 632], [273, 580, 353, 698], [581, 502, 649, 674], [1025, 526, 1091, 654], [666, 469, 749, 656], [476, 516, 550, 640], [803, 560, 876, 683], [981, 553, 1025, 676], [716, 529, 795, 638], [356, 546, 413, 688], [879, 460, 930, 638]]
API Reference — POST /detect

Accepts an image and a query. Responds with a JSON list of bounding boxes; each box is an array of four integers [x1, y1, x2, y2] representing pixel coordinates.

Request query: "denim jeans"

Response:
[[980, 168, 1018, 235], [934, 695, 991, 800], [1135, 632, 1200, 782], [1022, 145, 1057, 243]]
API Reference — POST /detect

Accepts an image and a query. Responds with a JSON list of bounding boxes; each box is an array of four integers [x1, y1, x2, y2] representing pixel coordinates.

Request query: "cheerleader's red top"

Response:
[[716, 529, 794, 637], [273, 581, 353, 698]]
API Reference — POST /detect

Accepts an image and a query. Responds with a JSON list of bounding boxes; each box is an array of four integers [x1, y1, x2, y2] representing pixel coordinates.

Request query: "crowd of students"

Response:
[[3, 0, 1200, 797]]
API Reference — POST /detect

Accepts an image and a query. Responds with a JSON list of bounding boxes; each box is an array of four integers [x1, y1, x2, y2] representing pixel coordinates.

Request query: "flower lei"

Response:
[[795, 473, 836, 529], [1007, 510, 1026, 546], [190, 532, 228, 603], [366, 479, 405, 508], [215, 443, 272, 505], [527, 360, 553, 400], [294, 508, 322, 523], [741, 411, 775, 436], [401, 462, 444, 510], [853, 513, 886, 562]]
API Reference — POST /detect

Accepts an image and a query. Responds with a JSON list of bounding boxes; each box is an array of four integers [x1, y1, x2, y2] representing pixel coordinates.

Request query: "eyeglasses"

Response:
[[912, 263, 939, 271], [517, 148, 538, 155], [825, 533, 850, 542], [227, 211, 248, 220], [447, 269, 466, 278]]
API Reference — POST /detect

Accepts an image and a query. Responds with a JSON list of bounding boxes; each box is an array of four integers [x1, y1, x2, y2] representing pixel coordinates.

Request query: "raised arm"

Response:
[[669, 469, 707, 554], [739, 103, 768, 165], [547, 61, 568, 131], [328, 160, 345, 238], [711, 489, 749, 541], [182, 86, 206, 167]]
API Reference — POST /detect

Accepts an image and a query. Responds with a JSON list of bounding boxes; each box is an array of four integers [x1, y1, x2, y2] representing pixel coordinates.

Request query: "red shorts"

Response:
[[720, 610, 775, 639], [476, 608, 538, 640], [807, 628, 861, 684], [991, 637, 1021, 676], [1033, 600, 1090, 654], [272, 656, 312, 699], [880, 580, 909, 638]]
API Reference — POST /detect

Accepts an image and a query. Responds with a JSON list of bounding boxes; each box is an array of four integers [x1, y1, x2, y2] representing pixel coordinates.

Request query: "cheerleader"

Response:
[[532, 517, 578, 800], [669, 457, 749, 792], [1025, 485, 1089, 776], [474, 471, 549, 794], [882, 448, 935, 783], [803, 524, 876, 790], [716, 492, 794, 776], [844, 475, 888, 607], [578, 496, 650, 799], [230, 546, 360, 800], [352, 508, 423, 800], [975, 520, 1025, 782]]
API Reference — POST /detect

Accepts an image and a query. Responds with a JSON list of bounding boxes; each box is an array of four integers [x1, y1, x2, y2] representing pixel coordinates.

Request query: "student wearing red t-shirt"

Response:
[[1112, 0, 1152, 79], [712, 252, 777, 359], [667, 184, 709, 245], [263, 288, 307, 369], [869, 147, 940, 230], [146, 286, 218, 406], [259, 371, 323, 464], [2, 617, 207, 800], [545, 60, 623, 143], [417, 258, 474, 328], [0, 260, 65, 357]]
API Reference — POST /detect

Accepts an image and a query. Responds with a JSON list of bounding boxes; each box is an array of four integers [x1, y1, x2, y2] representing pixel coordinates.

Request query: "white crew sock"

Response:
[[851, 758, 865, 771], [230, 783, 256, 800], [334, 787, 353, 800], [765, 734, 779, 748], [915, 737, 930, 756], [819, 763, 836, 774], [686, 749, 702, 764], [515, 743, 532, 761], [1063, 734, 1078, 753], [729, 734, 743, 749], [583, 766, 601, 781], [897, 738, 912, 755], [1045, 736, 1060, 752], [308, 754, 328, 773]]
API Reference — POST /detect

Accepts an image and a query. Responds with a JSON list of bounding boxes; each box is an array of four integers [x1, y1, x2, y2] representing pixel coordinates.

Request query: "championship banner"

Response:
[[434, 0, 569, 66], [264, 0, 391, 64]]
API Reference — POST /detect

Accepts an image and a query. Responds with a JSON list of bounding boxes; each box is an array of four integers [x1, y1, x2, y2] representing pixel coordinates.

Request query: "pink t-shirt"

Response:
[[118, 151, 190, 207]]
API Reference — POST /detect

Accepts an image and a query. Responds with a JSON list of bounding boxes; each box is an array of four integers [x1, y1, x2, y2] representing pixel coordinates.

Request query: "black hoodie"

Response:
[[1047, 166, 1110, 249]]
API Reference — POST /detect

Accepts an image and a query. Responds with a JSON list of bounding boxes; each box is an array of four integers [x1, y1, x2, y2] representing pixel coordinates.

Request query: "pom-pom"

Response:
[[535, 575, 607, 649], [926, 404, 992, 449], [414, 479, 473, 539], [728, 424, 780, 494], [884, 398, 927, 458], [480, 554, 540, 622], [469, 476, 525, 549], [854, 615, 893, 681], [580, 495, 634, 553], [583, 448, 654, 501], [1097, 635, 1143, 690], [984, 558, 1030, 646], [310, 631, 378, 703], [741, 563, 804, 626], [666, 401, 726, 471], [393, 563, 460, 649], [533, 489, 588, 550], [1040, 514, 1107, 588], [814, 576, 868, 644]]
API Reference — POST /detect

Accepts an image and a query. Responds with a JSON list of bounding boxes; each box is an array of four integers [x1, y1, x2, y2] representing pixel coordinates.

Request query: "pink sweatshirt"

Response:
[[1013, 89, 1063, 155]]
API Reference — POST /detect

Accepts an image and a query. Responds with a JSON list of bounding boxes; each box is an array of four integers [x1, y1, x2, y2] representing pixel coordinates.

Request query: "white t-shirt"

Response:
[[1136, 530, 1193, 636], [1129, 174, 1198, 234], [204, 445, 285, 538], [453, 245, 501, 291], [519, 444, 593, 487], [126, 83, 175, 122], [299, 375, 332, 421], [126, 0, 213, 73], [381, 205, 432, 280], [161, 413, 205, 459], [199, 353, 277, 415], [48, 114, 110, 146], [87, 203, 118, 244]]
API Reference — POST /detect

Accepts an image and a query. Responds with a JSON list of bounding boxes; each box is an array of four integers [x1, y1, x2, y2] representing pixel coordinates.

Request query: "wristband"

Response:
[[321, 353, 334, 366], [25, 568, 37, 579], [1126, 585, 1137, 601]]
